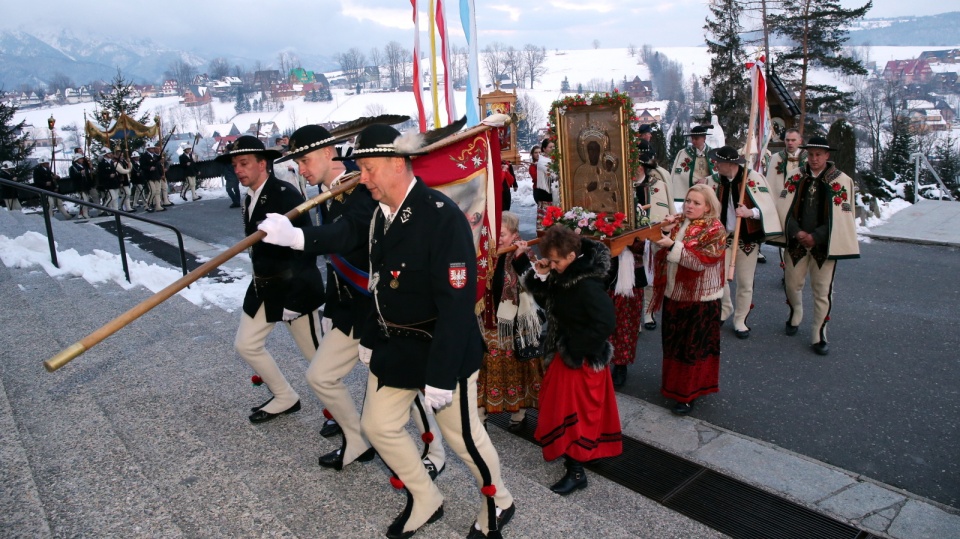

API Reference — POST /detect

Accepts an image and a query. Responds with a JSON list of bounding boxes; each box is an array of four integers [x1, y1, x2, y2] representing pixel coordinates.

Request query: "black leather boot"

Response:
[[550, 458, 587, 495]]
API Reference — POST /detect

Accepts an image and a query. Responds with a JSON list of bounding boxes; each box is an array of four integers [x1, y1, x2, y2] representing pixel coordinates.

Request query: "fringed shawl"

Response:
[[650, 217, 726, 311]]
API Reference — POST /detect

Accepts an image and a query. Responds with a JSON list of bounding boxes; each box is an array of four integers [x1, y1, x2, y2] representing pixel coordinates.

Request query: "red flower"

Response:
[[787, 184, 796, 193], [421, 432, 434, 444], [834, 196, 842, 205], [251, 375, 263, 386], [322, 408, 333, 420], [841, 192, 848, 201], [542, 217, 554, 227], [481, 485, 497, 497], [390, 477, 405, 490], [832, 182, 842, 192], [748, 180, 756, 188]]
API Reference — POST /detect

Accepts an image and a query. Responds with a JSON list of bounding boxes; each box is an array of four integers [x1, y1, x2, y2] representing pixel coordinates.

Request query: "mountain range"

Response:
[[1, 13, 959, 92]]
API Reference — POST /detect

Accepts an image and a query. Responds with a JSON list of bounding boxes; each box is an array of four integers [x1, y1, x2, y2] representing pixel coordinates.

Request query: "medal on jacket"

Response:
[[390, 270, 400, 289]]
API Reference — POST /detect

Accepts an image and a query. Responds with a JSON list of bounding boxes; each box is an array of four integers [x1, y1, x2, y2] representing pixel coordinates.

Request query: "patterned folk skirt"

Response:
[[660, 297, 721, 403], [609, 289, 642, 366], [534, 354, 623, 462], [477, 325, 545, 414]]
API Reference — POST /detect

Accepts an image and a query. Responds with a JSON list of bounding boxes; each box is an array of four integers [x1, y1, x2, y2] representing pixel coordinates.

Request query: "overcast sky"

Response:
[[1, 0, 952, 63]]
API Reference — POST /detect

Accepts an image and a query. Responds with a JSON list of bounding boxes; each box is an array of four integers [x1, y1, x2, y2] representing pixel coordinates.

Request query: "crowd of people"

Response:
[[1, 115, 861, 538]]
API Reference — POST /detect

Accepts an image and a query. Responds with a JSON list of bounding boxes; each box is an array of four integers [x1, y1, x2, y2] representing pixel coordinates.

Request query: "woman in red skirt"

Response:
[[651, 185, 727, 414], [516, 225, 620, 495]]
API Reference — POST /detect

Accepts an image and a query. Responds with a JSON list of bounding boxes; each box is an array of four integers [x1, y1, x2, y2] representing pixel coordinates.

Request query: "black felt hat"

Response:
[[707, 145, 745, 165], [800, 136, 837, 151], [638, 150, 658, 168], [335, 123, 427, 161], [214, 135, 282, 163], [638, 124, 654, 134], [275, 125, 341, 164], [685, 124, 713, 137]]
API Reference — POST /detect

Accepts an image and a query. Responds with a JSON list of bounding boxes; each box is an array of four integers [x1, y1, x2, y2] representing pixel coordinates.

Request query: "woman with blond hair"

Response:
[[477, 211, 545, 430], [651, 184, 727, 415]]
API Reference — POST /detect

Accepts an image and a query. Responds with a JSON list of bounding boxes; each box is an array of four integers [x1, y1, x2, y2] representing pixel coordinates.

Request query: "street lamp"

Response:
[[48, 114, 56, 172]]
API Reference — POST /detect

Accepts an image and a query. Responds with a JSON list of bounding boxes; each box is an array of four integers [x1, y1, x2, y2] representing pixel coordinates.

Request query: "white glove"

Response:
[[258, 213, 305, 249], [321, 317, 333, 335], [423, 385, 454, 410], [358, 345, 372, 365], [282, 308, 300, 321]]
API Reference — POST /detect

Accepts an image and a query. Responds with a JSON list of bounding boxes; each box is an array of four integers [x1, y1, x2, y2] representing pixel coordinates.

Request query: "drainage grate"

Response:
[[488, 412, 865, 539]]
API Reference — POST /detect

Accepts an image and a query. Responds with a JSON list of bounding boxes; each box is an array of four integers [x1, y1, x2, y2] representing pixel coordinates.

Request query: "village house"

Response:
[[161, 80, 179, 96], [918, 49, 960, 64], [623, 76, 654, 101], [883, 59, 934, 84], [181, 85, 212, 107]]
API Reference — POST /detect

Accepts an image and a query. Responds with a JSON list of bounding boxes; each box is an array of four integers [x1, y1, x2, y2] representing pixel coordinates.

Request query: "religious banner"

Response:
[[413, 125, 502, 305], [84, 113, 159, 145], [478, 88, 517, 164]]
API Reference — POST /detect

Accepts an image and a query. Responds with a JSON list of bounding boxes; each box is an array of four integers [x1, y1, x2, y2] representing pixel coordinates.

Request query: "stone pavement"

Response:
[[1, 205, 958, 538]]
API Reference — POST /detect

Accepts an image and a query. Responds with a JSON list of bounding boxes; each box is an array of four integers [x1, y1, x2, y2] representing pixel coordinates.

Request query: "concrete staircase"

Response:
[[0, 210, 722, 538]]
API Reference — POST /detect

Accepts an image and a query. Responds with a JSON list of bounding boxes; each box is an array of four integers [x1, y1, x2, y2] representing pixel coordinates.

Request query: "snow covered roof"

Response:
[[906, 100, 936, 110]]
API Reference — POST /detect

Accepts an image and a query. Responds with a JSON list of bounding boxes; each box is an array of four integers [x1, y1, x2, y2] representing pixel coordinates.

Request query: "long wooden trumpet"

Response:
[[44, 176, 360, 373]]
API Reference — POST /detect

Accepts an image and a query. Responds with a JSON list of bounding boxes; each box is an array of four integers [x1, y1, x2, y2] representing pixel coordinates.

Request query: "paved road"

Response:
[[139, 195, 960, 509]]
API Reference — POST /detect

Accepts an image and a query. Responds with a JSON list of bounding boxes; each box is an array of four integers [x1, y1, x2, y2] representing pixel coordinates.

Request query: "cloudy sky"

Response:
[[1, 0, 951, 62]]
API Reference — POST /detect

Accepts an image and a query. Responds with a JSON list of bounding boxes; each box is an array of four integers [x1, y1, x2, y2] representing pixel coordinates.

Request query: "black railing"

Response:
[[0, 178, 189, 283]]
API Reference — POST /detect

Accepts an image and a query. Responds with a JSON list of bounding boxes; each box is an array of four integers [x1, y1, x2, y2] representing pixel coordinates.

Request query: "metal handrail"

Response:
[[0, 177, 189, 283]]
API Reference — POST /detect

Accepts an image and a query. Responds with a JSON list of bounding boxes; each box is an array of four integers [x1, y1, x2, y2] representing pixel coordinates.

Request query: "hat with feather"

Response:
[[214, 135, 282, 163], [275, 125, 340, 163], [338, 124, 428, 161]]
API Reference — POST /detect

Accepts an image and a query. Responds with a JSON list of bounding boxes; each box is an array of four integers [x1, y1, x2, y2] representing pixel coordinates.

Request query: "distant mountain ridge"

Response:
[[847, 12, 960, 46]]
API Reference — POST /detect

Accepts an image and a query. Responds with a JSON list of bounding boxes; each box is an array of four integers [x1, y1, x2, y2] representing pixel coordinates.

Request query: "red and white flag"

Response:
[[746, 56, 771, 172]]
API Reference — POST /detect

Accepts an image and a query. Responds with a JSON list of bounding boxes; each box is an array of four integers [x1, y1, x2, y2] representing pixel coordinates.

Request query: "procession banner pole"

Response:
[[44, 176, 360, 373], [728, 60, 762, 282]]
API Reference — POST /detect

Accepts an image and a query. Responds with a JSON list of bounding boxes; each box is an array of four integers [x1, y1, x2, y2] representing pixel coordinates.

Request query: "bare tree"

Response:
[[384, 41, 406, 88], [365, 103, 387, 117], [166, 58, 197, 95], [504, 46, 524, 88], [47, 72, 74, 101], [369, 47, 384, 89], [521, 44, 548, 89], [482, 42, 508, 87], [627, 44, 637, 57], [450, 45, 469, 87], [592, 39, 600, 49], [337, 48, 367, 85], [209, 57, 230, 80]]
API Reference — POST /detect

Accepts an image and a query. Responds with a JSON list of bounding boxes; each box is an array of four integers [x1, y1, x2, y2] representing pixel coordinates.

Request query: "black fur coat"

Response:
[[522, 238, 616, 370]]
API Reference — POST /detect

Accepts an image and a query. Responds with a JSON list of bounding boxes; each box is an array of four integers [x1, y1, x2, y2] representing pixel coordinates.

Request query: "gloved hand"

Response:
[[281, 308, 300, 321], [258, 213, 304, 249], [423, 385, 454, 410], [358, 345, 372, 365], [321, 317, 333, 335]]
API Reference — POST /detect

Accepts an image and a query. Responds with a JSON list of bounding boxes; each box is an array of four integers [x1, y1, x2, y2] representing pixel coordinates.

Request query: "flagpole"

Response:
[[411, 0, 427, 131], [428, 0, 441, 128], [459, 0, 480, 127], [728, 60, 761, 282]]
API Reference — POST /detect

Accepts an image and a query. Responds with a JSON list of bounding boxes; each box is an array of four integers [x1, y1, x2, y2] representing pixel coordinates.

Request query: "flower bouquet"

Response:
[[540, 205, 664, 256]]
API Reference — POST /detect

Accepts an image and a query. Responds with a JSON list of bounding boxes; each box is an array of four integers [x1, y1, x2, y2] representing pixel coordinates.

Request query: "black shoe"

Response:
[[812, 341, 829, 356], [643, 320, 657, 331], [785, 322, 799, 336], [156, 208, 167, 212], [248, 400, 300, 423], [550, 462, 587, 495], [162, 202, 173, 207], [733, 328, 751, 340], [423, 458, 445, 480], [507, 416, 526, 432], [386, 504, 444, 539], [319, 446, 376, 470], [465, 503, 516, 539], [757, 253, 767, 264], [251, 396, 274, 412], [229, 203, 240, 208], [319, 419, 341, 438], [193, 196, 202, 201], [611, 364, 627, 388], [145, 208, 154, 213], [672, 401, 694, 415]]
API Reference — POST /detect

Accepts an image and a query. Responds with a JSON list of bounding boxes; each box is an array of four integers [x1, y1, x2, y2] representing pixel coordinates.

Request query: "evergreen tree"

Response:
[[769, 0, 872, 135], [933, 134, 960, 199], [576, 83, 584, 94], [668, 127, 687, 164], [0, 101, 32, 164], [93, 69, 151, 156], [649, 122, 668, 164], [826, 119, 857, 180], [234, 87, 248, 114], [703, 0, 750, 147], [880, 118, 914, 184]]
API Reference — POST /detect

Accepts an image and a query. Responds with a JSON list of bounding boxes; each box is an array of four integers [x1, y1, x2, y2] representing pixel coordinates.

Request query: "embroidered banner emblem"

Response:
[[448, 263, 467, 289]]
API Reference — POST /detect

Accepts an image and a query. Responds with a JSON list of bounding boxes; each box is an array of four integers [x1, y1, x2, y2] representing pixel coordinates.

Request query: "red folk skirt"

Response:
[[534, 354, 623, 462], [609, 289, 642, 366], [660, 297, 721, 403]]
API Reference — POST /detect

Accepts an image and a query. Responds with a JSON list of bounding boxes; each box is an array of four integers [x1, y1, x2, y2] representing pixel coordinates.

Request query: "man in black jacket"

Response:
[[68, 151, 94, 219], [140, 145, 166, 212], [216, 135, 325, 423], [179, 146, 200, 201], [33, 157, 71, 219], [341, 124, 514, 539]]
